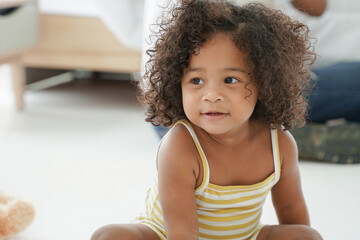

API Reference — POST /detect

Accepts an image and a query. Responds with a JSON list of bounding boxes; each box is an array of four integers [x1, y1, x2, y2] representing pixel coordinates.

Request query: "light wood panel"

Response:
[[22, 14, 141, 73], [22, 50, 141, 73]]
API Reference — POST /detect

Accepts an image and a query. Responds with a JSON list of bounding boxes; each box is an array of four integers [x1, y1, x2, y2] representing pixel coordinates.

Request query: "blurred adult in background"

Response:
[[274, 0, 360, 123], [274, 0, 360, 163]]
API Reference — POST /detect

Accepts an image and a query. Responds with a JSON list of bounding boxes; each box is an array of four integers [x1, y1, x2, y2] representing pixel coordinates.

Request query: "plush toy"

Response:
[[0, 192, 35, 238]]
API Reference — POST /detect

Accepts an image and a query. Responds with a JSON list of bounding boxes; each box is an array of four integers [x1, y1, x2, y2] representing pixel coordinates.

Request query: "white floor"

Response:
[[0, 65, 359, 240]]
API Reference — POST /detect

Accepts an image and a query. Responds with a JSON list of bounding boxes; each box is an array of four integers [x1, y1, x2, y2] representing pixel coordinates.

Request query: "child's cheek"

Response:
[[182, 94, 196, 120]]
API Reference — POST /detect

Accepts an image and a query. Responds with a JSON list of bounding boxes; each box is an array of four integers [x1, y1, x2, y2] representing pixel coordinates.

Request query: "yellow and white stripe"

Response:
[[134, 120, 281, 240]]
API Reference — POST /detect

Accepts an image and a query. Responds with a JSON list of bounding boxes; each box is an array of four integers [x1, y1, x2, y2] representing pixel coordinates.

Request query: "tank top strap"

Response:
[[174, 120, 210, 194], [270, 128, 281, 182]]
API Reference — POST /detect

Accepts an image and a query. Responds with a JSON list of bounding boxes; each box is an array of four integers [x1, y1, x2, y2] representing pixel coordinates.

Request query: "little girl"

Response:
[[92, 1, 323, 239]]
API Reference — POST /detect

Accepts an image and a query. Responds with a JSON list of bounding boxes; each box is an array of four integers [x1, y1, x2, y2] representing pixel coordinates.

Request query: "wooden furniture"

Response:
[[0, 0, 38, 109], [22, 14, 141, 73], [1, 1, 141, 109]]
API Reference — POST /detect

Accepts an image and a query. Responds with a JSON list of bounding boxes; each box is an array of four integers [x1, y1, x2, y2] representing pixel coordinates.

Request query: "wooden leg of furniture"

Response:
[[10, 60, 25, 110]]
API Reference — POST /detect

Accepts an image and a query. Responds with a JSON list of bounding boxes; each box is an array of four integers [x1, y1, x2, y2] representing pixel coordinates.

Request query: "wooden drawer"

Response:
[[0, 3, 38, 56]]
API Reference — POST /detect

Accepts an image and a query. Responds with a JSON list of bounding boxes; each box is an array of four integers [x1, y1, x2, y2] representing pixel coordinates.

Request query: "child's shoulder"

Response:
[[276, 128, 297, 151], [253, 121, 298, 166], [276, 127, 298, 167], [157, 121, 201, 184], [161, 121, 195, 149], [157, 121, 199, 164]]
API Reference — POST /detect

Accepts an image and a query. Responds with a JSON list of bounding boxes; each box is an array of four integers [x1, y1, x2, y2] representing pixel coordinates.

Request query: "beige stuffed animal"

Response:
[[0, 193, 35, 239]]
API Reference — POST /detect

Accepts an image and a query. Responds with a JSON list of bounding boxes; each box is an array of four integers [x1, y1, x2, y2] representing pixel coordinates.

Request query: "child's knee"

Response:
[[91, 224, 131, 240], [91, 224, 149, 240], [284, 225, 322, 240], [263, 225, 323, 240], [91, 225, 114, 240], [298, 225, 323, 240]]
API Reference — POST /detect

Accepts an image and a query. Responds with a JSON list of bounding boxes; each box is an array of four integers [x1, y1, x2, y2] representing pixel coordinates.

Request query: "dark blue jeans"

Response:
[[309, 61, 360, 123], [153, 61, 360, 139]]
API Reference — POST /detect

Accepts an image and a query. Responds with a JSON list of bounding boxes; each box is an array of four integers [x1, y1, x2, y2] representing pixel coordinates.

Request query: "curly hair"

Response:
[[138, 0, 316, 130]]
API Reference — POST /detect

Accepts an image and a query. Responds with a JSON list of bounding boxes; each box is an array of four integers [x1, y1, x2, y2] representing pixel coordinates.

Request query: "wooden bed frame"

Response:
[[22, 14, 141, 73], [2, 2, 141, 109]]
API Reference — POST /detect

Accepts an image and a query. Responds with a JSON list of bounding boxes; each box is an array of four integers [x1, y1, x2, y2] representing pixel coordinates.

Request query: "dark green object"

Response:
[[291, 121, 360, 164]]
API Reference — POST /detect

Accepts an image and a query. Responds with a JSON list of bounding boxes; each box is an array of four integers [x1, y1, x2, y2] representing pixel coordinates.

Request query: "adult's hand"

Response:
[[291, 0, 327, 16]]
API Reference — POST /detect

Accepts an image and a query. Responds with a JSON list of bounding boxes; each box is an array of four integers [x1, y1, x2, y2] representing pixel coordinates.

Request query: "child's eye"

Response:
[[191, 78, 204, 85], [224, 77, 239, 84]]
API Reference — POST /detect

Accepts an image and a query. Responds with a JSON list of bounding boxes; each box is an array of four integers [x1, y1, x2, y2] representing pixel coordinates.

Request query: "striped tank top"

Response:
[[134, 120, 281, 240]]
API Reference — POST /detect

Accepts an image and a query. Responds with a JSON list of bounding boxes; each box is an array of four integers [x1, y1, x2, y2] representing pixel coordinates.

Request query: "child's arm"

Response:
[[157, 125, 200, 240], [271, 130, 311, 225]]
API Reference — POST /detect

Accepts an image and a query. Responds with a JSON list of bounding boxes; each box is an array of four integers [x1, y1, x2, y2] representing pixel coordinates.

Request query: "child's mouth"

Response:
[[206, 112, 223, 115], [202, 112, 228, 120]]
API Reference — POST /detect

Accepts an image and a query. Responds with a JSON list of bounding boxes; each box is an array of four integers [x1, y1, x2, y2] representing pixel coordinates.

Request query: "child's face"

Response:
[[181, 33, 259, 136]]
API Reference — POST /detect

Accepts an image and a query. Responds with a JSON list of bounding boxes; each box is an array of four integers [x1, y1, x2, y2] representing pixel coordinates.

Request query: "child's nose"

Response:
[[202, 85, 224, 102]]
